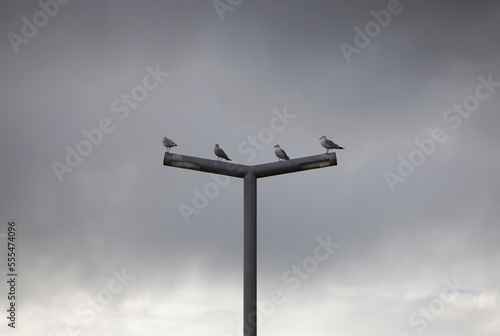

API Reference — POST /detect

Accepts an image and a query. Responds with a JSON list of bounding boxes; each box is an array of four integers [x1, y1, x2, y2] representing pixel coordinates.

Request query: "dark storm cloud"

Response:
[[0, 0, 499, 335]]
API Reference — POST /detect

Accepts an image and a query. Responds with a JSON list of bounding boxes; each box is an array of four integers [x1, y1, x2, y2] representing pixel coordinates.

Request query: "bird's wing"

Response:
[[217, 148, 228, 159], [325, 139, 337, 147], [165, 139, 176, 147]]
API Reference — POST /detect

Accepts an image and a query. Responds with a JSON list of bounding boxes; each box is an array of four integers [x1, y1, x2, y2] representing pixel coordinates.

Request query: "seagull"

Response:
[[319, 136, 344, 153], [214, 144, 232, 161], [274, 145, 290, 161], [163, 136, 177, 152]]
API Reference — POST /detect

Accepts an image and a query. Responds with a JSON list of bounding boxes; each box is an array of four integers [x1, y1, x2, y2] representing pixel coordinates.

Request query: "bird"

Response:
[[274, 145, 290, 161], [214, 144, 231, 161], [319, 136, 344, 153], [163, 136, 177, 152]]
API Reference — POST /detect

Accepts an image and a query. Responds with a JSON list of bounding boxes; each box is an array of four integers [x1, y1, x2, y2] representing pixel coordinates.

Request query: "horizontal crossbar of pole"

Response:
[[164, 152, 337, 178]]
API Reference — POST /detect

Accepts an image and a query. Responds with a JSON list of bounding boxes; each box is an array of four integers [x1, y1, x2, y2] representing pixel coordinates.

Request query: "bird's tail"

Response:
[[227, 158, 232, 161]]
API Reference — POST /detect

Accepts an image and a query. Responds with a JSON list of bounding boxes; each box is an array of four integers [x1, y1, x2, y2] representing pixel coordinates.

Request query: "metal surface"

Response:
[[243, 173, 257, 336], [163, 151, 339, 336], [164, 152, 337, 178], [164, 153, 248, 178], [251, 153, 337, 178]]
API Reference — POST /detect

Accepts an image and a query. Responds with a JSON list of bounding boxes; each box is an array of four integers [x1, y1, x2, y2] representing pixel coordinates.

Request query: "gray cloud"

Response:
[[1, 0, 499, 335]]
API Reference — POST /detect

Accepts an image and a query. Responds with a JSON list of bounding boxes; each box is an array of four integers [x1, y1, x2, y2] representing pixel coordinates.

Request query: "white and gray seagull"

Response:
[[163, 136, 177, 152], [274, 145, 290, 161], [214, 144, 232, 161], [319, 136, 344, 153]]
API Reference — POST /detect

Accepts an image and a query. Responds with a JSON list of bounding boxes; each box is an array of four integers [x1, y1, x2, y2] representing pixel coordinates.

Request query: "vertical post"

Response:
[[243, 172, 257, 336], [164, 153, 338, 334]]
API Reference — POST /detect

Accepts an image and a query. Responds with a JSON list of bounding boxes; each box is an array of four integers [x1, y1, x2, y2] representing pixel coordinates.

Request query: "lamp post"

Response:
[[164, 152, 338, 336]]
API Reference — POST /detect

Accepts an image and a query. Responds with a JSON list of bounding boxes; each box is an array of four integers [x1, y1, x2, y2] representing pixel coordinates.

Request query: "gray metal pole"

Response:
[[243, 172, 257, 336], [163, 151, 338, 336]]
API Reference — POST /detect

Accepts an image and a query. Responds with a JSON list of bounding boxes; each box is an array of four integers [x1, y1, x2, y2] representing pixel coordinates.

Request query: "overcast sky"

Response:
[[1, 0, 499, 335]]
